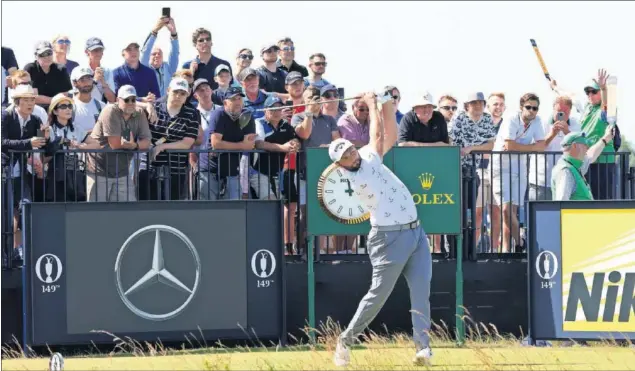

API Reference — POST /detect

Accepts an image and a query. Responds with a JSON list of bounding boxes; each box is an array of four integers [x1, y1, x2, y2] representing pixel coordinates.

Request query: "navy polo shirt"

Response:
[[113, 63, 160, 99], [182, 55, 232, 91], [209, 109, 256, 177], [256, 66, 287, 94], [398, 110, 449, 144]]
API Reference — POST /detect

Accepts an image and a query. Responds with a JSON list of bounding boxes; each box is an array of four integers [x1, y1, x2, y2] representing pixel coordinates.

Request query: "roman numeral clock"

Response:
[[317, 163, 370, 224]]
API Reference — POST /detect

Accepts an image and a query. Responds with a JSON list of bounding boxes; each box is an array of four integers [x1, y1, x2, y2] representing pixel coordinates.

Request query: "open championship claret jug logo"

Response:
[[114, 225, 201, 321], [35, 253, 63, 284]]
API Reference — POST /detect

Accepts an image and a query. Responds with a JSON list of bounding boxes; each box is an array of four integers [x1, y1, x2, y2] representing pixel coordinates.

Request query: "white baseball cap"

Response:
[[412, 91, 436, 108], [169, 77, 190, 93], [328, 138, 354, 162], [117, 85, 137, 100], [70, 66, 94, 82]]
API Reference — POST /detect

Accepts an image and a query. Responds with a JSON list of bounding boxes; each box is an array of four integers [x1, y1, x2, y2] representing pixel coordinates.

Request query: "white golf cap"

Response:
[[328, 138, 354, 162], [169, 77, 190, 93], [117, 85, 137, 99], [70, 66, 94, 82], [412, 91, 436, 108]]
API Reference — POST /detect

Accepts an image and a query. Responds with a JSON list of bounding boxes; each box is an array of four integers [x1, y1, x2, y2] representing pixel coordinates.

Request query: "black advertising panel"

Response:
[[23, 201, 285, 347]]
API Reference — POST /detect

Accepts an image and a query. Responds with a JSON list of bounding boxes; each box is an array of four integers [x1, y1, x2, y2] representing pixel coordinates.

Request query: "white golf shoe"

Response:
[[334, 342, 350, 367], [413, 347, 433, 365]]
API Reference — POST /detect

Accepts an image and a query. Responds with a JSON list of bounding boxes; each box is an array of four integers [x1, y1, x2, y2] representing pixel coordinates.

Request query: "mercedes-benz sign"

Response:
[[114, 225, 201, 321]]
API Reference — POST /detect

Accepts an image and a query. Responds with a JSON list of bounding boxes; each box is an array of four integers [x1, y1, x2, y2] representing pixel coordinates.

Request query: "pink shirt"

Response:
[[337, 114, 370, 144]]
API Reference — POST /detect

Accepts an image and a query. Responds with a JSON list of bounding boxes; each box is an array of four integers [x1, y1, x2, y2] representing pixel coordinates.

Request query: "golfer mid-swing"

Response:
[[328, 92, 433, 366]]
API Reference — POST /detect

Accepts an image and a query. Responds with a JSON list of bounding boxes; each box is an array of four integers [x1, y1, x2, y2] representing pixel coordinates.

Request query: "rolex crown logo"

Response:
[[418, 173, 434, 191]]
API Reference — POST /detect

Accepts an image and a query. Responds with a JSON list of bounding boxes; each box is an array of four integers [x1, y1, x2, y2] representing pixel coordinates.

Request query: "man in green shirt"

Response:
[[578, 69, 616, 199], [551, 126, 615, 201]]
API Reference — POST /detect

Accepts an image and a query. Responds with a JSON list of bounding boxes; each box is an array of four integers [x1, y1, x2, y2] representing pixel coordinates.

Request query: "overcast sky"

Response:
[[2, 1, 634, 145]]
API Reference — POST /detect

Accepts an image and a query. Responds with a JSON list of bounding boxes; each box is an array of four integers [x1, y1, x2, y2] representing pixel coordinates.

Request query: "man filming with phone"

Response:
[[527, 95, 582, 201], [140, 14, 180, 98]]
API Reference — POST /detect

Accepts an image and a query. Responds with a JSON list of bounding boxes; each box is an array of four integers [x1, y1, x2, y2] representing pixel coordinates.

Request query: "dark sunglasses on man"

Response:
[[524, 105, 539, 112], [585, 88, 599, 95], [323, 92, 338, 99], [440, 105, 457, 111]]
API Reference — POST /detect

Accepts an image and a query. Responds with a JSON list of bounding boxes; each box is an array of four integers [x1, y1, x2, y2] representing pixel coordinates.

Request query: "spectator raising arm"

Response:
[[363, 92, 384, 157], [293, 89, 320, 140]]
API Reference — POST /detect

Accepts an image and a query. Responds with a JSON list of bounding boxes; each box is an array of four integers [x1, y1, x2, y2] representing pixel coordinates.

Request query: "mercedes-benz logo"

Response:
[[114, 225, 201, 321]]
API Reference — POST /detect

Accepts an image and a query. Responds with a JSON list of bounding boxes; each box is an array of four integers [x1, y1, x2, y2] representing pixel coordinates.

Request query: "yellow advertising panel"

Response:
[[561, 209, 635, 332]]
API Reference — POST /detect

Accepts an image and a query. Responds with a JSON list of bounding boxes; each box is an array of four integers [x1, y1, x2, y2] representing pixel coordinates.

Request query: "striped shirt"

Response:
[[148, 102, 199, 174]]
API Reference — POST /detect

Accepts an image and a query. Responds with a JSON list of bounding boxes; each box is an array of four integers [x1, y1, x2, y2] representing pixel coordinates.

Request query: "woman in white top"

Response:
[[43, 94, 99, 202]]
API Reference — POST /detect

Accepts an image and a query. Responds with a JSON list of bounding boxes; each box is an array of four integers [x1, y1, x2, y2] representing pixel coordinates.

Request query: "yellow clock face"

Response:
[[317, 163, 370, 224]]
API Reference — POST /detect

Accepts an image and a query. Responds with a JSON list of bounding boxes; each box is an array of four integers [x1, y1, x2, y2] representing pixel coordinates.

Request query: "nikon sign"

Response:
[[306, 147, 462, 236], [528, 201, 635, 341]]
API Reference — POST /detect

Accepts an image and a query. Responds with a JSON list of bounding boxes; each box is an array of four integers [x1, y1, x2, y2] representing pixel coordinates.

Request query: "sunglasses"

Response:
[[441, 106, 458, 111], [56, 39, 71, 45], [392, 95, 400, 100], [239, 54, 254, 60], [585, 89, 599, 95], [38, 50, 53, 58], [323, 92, 338, 99], [281, 46, 295, 52], [357, 107, 369, 112], [122, 97, 136, 103], [55, 104, 73, 110], [197, 37, 211, 43], [524, 105, 539, 111], [313, 62, 327, 67]]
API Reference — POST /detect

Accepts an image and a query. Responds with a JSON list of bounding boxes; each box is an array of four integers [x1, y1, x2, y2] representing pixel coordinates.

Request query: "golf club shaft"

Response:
[[259, 96, 360, 112]]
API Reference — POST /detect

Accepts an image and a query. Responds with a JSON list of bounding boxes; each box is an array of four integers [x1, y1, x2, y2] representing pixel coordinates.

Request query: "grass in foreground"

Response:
[[2, 317, 634, 370]]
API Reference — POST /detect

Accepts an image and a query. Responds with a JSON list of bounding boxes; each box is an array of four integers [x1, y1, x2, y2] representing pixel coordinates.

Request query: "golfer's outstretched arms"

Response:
[[365, 92, 385, 158], [381, 96, 398, 154]]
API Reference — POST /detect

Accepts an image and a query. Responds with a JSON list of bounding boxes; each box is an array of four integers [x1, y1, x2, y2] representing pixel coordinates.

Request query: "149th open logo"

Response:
[[251, 250, 276, 288], [35, 253, 63, 294]]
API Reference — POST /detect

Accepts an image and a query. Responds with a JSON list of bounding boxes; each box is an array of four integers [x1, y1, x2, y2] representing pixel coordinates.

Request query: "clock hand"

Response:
[[345, 179, 354, 197]]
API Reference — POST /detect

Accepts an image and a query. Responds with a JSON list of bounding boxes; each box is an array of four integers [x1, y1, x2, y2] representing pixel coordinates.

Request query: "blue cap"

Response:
[[223, 86, 245, 100], [264, 95, 283, 108], [320, 84, 338, 97], [85, 37, 105, 51]]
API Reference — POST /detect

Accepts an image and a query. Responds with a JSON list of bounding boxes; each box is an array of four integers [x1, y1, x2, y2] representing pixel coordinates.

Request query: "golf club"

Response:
[[238, 92, 392, 129]]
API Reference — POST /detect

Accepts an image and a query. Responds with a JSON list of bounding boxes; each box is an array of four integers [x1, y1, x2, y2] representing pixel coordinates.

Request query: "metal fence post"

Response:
[[307, 234, 316, 343]]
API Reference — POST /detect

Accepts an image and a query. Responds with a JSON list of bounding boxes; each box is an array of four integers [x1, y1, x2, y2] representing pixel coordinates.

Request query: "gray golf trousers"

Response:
[[339, 225, 432, 350]]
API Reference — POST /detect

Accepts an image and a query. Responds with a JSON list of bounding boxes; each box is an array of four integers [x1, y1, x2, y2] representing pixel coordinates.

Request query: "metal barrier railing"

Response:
[[2, 149, 633, 269], [466, 150, 633, 260]]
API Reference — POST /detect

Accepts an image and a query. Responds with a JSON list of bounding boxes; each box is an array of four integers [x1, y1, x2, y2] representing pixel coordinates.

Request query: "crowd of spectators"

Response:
[[1, 15, 625, 266]]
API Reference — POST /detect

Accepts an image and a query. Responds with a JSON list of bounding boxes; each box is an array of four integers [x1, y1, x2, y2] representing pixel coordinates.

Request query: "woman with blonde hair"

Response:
[[43, 94, 99, 201], [52, 35, 79, 72], [232, 48, 253, 89]]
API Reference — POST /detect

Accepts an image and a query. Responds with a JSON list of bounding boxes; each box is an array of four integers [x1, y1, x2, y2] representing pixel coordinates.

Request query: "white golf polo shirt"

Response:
[[347, 146, 417, 227]]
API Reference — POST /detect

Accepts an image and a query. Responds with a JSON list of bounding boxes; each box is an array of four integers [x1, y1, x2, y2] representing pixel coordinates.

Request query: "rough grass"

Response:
[[2, 315, 634, 370]]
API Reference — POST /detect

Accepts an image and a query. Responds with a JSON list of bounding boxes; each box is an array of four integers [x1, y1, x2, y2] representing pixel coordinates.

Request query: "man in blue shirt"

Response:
[[113, 42, 160, 102], [181, 27, 232, 91], [140, 17, 180, 98], [238, 67, 268, 120]]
